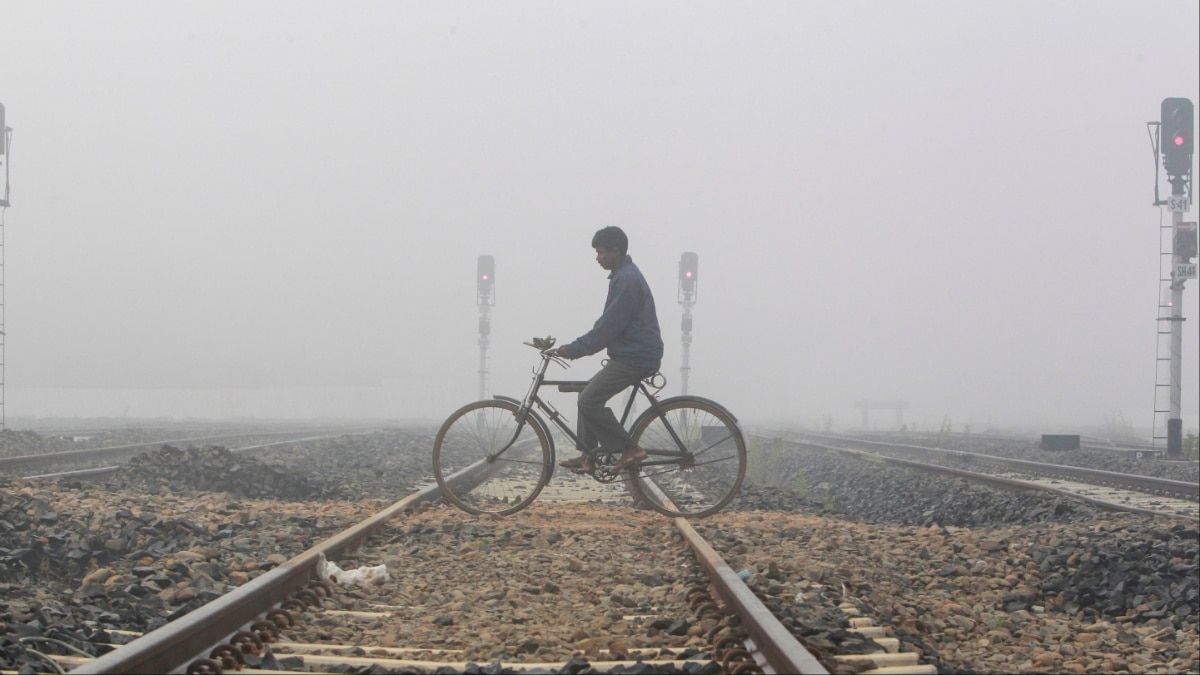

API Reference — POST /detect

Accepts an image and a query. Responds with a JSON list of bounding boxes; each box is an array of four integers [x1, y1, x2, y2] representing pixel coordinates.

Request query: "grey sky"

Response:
[[1, 1, 1198, 431]]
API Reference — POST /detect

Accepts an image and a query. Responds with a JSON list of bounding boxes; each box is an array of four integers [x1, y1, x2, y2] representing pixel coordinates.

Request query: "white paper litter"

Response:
[[316, 552, 390, 587]]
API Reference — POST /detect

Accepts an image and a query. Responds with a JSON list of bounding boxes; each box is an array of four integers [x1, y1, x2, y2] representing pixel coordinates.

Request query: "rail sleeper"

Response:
[[833, 603, 936, 675]]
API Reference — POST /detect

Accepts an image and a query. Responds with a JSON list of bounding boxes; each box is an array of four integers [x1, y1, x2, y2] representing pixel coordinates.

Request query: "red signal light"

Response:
[[678, 252, 698, 297], [476, 255, 495, 303], [1161, 99, 1194, 177]]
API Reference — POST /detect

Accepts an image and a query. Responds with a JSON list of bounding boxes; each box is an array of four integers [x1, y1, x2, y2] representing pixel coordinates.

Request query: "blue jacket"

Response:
[[563, 256, 664, 371]]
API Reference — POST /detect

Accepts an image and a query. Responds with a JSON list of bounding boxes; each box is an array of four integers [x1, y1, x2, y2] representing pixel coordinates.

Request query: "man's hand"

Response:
[[549, 346, 570, 359]]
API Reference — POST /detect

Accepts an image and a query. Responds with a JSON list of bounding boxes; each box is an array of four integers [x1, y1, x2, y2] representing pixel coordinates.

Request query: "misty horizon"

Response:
[[1, 1, 1197, 436]]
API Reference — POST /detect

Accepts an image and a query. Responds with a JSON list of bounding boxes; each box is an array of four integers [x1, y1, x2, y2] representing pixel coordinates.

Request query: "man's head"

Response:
[[592, 226, 628, 271]]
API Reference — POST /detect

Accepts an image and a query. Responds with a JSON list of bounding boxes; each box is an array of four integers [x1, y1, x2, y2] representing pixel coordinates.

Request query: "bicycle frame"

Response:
[[496, 353, 691, 466], [434, 342, 747, 518]]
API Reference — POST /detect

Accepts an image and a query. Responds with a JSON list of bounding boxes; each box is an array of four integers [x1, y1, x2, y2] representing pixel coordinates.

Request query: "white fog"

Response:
[[1, 1, 1197, 438]]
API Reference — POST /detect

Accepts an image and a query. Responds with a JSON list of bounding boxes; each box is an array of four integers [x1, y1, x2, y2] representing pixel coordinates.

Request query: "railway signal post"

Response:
[[1, 102, 9, 209], [678, 252, 698, 395], [1153, 98, 1195, 458], [0, 102, 10, 430], [477, 255, 495, 400]]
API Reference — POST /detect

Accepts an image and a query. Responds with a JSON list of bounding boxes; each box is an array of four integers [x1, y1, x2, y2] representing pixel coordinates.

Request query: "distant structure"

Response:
[[0, 102, 11, 430], [677, 252, 698, 395], [854, 399, 909, 430], [477, 255, 495, 400], [1149, 97, 1195, 458]]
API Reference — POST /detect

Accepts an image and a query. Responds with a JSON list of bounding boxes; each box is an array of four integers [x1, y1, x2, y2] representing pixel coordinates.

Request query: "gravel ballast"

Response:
[[1, 424, 1197, 674]]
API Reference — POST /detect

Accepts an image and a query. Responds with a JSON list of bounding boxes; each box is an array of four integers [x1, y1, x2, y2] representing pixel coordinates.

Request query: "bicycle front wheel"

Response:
[[626, 397, 747, 518], [432, 399, 553, 516]]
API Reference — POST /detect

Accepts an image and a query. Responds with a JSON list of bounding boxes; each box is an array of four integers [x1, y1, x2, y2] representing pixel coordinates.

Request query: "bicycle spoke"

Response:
[[627, 397, 746, 518], [691, 433, 734, 458], [433, 401, 552, 516], [638, 453, 738, 478]]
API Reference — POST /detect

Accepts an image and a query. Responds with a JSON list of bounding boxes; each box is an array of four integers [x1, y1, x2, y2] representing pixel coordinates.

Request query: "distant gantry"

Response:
[[854, 400, 909, 431]]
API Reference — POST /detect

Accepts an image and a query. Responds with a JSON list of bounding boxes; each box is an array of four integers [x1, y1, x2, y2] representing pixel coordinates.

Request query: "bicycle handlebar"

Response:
[[523, 335, 557, 351], [542, 350, 569, 368], [523, 336, 569, 368]]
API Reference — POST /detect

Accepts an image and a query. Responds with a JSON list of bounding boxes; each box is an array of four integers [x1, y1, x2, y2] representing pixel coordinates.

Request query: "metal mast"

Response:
[[1152, 98, 1195, 458], [0, 103, 10, 431], [476, 255, 495, 400], [678, 252, 698, 395]]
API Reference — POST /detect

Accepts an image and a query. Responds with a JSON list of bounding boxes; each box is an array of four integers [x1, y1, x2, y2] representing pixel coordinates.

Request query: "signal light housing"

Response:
[[1161, 98, 1194, 177], [477, 255, 495, 292], [476, 255, 495, 306], [1177, 223, 1198, 261], [679, 252, 698, 294]]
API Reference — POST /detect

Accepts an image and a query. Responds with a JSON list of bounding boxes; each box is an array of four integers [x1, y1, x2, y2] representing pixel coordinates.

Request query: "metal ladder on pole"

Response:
[[1152, 217, 1176, 450], [1, 213, 5, 431], [0, 204, 6, 432], [1, 117, 9, 431]]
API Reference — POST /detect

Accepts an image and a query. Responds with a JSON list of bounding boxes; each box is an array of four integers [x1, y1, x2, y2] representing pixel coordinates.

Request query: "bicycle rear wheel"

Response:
[[626, 396, 746, 518], [432, 399, 553, 516]]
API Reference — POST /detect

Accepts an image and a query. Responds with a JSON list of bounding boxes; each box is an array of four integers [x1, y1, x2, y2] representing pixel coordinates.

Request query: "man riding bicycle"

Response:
[[549, 226, 664, 474]]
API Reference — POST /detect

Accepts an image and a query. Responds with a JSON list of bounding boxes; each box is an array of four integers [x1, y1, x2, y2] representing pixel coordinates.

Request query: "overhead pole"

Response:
[[1153, 98, 1195, 459], [476, 255, 495, 400], [678, 252, 698, 395], [0, 102, 10, 431]]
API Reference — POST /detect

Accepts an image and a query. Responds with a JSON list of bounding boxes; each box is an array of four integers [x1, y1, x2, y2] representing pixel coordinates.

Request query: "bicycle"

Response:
[[432, 338, 747, 518]]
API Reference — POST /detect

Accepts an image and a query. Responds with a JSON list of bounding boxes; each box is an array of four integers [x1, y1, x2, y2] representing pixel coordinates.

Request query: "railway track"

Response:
[[771, 431, 1199, 521], [854, 428, 1172, 455], [33, 458, 940, 675], [1, 425, 382, 478], [5, 426, 1196, 674]]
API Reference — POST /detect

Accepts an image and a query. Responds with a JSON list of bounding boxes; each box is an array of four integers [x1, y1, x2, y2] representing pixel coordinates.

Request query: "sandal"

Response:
[[612, 445, 648, 472], [558, 455, 594, 472]]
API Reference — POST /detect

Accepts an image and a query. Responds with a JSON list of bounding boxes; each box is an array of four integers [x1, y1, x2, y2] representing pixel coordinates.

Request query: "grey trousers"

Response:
[[577, 359, 653, 455]]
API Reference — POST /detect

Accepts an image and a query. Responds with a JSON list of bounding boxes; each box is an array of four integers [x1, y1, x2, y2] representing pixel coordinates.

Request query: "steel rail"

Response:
[[67, 455, 505, 674], [786, 431, 1198, 500], [780, 437, 1197, 522], [20, 434, 361, 481], [636, 476, 828, 673], [855, 428, 1168, 452], [74, 452, 823, 674], [1, 426, 378, 474], [22, 465, 122, 481], [69, 480, 445, 674], [677, 518, 829, 674]]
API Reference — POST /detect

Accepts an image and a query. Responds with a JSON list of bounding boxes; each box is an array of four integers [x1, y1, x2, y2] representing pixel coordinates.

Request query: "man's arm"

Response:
[[557, 277, 641, 359]]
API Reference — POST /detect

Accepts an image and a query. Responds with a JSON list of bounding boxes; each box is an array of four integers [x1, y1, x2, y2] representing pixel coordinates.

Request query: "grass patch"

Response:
[[746, 436, 811, 494]]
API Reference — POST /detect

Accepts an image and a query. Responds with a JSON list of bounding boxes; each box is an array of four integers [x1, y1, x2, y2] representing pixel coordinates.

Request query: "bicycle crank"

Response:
[[590, 453, 625, 484]]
